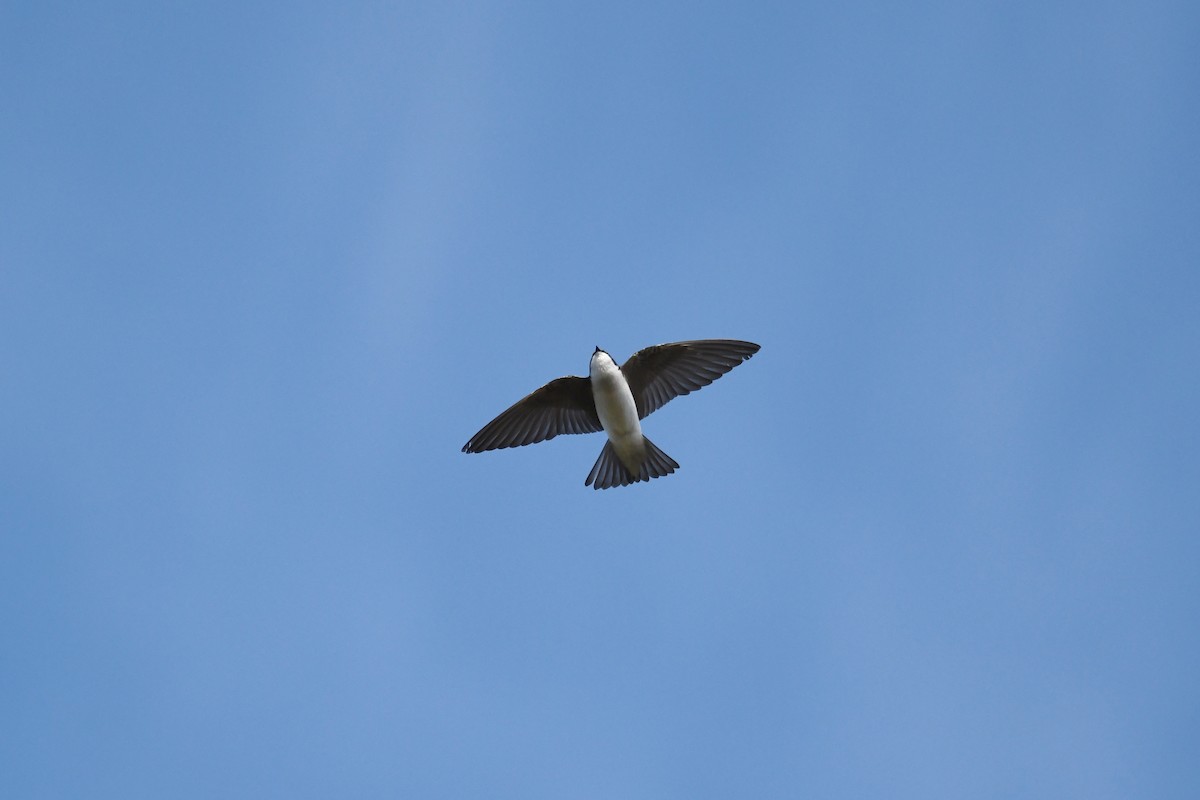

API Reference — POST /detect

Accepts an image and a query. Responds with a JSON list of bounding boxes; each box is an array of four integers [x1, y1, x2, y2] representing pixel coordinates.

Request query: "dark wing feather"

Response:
[[462, 376, 601, 453], [621, 339, 760, 419]]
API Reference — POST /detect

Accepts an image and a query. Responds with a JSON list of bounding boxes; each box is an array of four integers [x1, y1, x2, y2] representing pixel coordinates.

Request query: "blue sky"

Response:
[[3, 2, 1198, 797]]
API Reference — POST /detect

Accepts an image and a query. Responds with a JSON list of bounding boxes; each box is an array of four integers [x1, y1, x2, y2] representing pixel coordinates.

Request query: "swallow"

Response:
[[462, 339, 760, 489]]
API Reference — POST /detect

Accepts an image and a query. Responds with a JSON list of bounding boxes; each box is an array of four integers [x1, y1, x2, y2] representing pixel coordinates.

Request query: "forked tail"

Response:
[[584, 435, 679, 490]]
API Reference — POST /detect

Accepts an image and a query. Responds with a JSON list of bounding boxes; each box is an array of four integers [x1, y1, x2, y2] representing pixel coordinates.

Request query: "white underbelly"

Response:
[[589, 354, 646, 473], [593, 372, 642, 441], [595, 374, 643, 438]]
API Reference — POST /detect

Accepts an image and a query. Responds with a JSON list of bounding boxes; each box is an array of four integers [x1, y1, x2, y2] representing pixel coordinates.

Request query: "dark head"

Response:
[[594, 346, 602, 354]]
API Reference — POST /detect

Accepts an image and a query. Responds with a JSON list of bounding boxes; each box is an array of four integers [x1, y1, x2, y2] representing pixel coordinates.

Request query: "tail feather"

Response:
[[585, 436, 679, 490]]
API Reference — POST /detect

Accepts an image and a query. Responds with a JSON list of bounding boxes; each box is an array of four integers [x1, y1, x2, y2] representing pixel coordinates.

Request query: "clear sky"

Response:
[[3, 2, 1198, 797]]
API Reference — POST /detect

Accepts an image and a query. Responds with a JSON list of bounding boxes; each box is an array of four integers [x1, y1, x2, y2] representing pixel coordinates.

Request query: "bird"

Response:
[[462, 339, 760, 489]]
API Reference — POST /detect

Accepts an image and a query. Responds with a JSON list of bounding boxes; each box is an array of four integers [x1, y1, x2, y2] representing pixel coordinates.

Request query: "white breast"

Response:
[[589, 352, 642, 441]]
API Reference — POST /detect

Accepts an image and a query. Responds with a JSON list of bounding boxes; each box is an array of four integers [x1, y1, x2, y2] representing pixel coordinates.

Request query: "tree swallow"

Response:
[[462, 339, 760, 489]]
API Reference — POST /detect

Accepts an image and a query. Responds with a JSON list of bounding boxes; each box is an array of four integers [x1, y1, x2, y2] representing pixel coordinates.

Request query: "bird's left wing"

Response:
[[462, 376, 601, 453], [621, 339, 760, 419]]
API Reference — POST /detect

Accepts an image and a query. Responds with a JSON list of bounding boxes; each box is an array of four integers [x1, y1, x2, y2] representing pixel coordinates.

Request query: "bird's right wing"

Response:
[[621, 339, 760, 419], [462, 376, 601, 453]]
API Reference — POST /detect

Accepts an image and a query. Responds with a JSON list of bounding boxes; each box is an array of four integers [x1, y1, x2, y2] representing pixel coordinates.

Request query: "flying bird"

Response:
[[462, 339, 760, 489]]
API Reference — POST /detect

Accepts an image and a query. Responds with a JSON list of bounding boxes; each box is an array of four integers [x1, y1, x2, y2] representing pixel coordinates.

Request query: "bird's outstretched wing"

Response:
[[462, 376, 601, 453], [621, 339, 760, 419]]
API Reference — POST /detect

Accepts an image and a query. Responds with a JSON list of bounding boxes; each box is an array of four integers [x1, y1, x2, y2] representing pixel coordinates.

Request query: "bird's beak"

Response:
[[594, 346, 601, 354]]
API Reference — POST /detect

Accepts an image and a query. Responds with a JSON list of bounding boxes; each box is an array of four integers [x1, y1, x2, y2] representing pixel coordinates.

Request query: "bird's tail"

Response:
[[585, 436, 679, 490]]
